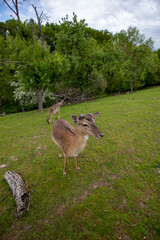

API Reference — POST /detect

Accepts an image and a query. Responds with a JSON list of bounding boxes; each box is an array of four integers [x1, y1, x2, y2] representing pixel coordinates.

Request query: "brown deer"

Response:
[[46, 100, 64, 124], [52, 112, 104, 176]]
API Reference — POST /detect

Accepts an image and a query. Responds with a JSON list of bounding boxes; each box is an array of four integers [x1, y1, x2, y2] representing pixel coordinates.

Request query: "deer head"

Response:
[[72, 112, 104, 139]]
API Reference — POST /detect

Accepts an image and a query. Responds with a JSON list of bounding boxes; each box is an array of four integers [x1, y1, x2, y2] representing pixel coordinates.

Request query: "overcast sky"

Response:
[[0, 0, 160, 49]]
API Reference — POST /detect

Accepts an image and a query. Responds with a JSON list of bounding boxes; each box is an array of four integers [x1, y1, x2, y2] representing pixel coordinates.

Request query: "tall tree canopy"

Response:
[[0, 0, 159, 113]]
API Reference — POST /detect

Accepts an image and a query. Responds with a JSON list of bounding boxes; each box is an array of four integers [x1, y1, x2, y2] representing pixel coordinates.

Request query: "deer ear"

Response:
[[72, 115, 79, 123], [92, 112, 100, 119]]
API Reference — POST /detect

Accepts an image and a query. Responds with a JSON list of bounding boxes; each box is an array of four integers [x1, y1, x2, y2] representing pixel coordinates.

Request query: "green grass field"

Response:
[[0, 87, 160, 240]]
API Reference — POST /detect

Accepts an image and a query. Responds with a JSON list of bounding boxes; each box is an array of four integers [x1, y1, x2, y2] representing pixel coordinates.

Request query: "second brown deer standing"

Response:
[[52, 112, 104, 176], [46, 100, 64, 124]]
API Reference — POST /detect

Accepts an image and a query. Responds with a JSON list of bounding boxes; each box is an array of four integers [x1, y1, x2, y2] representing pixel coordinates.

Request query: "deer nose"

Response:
[[99, 133, 104, 138]]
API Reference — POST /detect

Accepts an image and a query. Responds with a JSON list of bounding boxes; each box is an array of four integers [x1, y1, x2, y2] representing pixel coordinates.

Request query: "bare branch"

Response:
[[29, 19, 35, 43], [0, 60, 22, 64], [15, 0, 20, 21], [32, 4, 44, 46], [3, 0, 17, 17], [3, 0, 21, 20], [40, 11, 43, 20], [0, 58, 35, 73], [12, 0, 16, 8]]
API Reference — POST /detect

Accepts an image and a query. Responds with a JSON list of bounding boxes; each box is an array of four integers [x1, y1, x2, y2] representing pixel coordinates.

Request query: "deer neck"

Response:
[[75, 128, 88, 142]]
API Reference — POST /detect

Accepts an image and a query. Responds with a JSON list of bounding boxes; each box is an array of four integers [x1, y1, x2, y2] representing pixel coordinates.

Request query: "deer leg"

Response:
[[52, 114, 54, 122], [59, 148, 62, 158], [48, 112, 52, 124], [46, 117, 50, 124], [57, 110, 60, 119], [63, 155, 68, 176], [75, 156, 81, 172]]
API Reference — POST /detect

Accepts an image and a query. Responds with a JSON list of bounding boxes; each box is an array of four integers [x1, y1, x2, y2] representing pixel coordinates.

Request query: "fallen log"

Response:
[[4, 171, 30, 216]]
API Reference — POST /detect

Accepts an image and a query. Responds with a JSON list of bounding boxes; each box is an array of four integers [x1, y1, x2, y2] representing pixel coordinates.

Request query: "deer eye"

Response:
[[83, 124, 89, 127]]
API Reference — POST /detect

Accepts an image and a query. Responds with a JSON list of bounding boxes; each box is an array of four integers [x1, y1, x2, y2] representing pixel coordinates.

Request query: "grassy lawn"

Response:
[[0, 86, 160, 240]]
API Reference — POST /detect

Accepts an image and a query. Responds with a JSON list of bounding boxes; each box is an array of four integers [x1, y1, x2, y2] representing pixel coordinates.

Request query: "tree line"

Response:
[[0, 1, 160, 113]]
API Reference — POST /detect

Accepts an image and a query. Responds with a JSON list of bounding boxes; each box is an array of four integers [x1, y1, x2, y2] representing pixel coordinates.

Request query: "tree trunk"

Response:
[[37, 88, 43, 112], [80, 89, 85, 101], [4, 171, 30, 216], [20, 101, 24, 112]]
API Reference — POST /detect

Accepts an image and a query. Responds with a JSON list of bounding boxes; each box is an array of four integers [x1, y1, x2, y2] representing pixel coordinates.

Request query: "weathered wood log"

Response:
[[4, 171, 30, 216]]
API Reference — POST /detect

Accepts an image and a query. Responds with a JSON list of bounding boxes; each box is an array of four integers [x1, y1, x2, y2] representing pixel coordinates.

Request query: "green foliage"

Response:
[[42, 23, 61, 52], [92, 40, 124, 94], [85, 27, 112, 44], [15, 40, 69, 89], [156, 49, 160, 60], [115, 27, 158, 93], [4, 35, 69, 110], [0, 22, 7, 38], [0, 13, 159, 113], [0, 36, 16, 113], [56, 13, 96, 93]]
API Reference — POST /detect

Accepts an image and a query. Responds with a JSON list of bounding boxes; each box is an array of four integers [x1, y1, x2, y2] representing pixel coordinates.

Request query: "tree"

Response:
[[0, 35, 17, 113], [156, 49, 160, 60], [1, 2, 68, 112], [11, 81, 55, 111], [90, 40, 124, 95], [8, 37, 69, 111], [115, 26, 156, 93], [56, 13, 96, 100], [123, 44, 158, 93]]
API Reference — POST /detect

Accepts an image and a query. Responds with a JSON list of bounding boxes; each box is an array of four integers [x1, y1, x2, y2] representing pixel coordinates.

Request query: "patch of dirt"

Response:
[[36, 146, 47, 151], [139, 202, 146, 209], [114, 198, 127, 212], [55, 175, 118, 217], [34, 136, 41, 139], [36, 146, 47, 155], [108, 174, 119, 180], [37, 146, 47, 150], [0, 164, 9, 169], [156, 168, 160, 174], [128, 147, 137, 153], [56, 203, 69, 216], [33, 136, 41, 144], [8, 224, 32, 240], [117, 234, 131, 240], [115, 222, 131, 240], [11, 156, 18, 161], [139, 201, 152, 214]]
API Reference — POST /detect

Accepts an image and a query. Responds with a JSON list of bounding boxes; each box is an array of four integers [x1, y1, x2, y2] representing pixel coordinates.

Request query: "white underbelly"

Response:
[[52, 135, 61, 148]]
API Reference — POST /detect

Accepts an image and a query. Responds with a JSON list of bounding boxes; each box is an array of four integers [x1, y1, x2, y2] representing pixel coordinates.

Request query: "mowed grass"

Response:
[[0, 86, 160, 240]]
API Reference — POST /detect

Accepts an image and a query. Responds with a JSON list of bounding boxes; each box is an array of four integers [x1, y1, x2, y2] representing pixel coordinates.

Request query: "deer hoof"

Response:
[[63, 172, 67, 176], [59, 154, 62, 158]]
